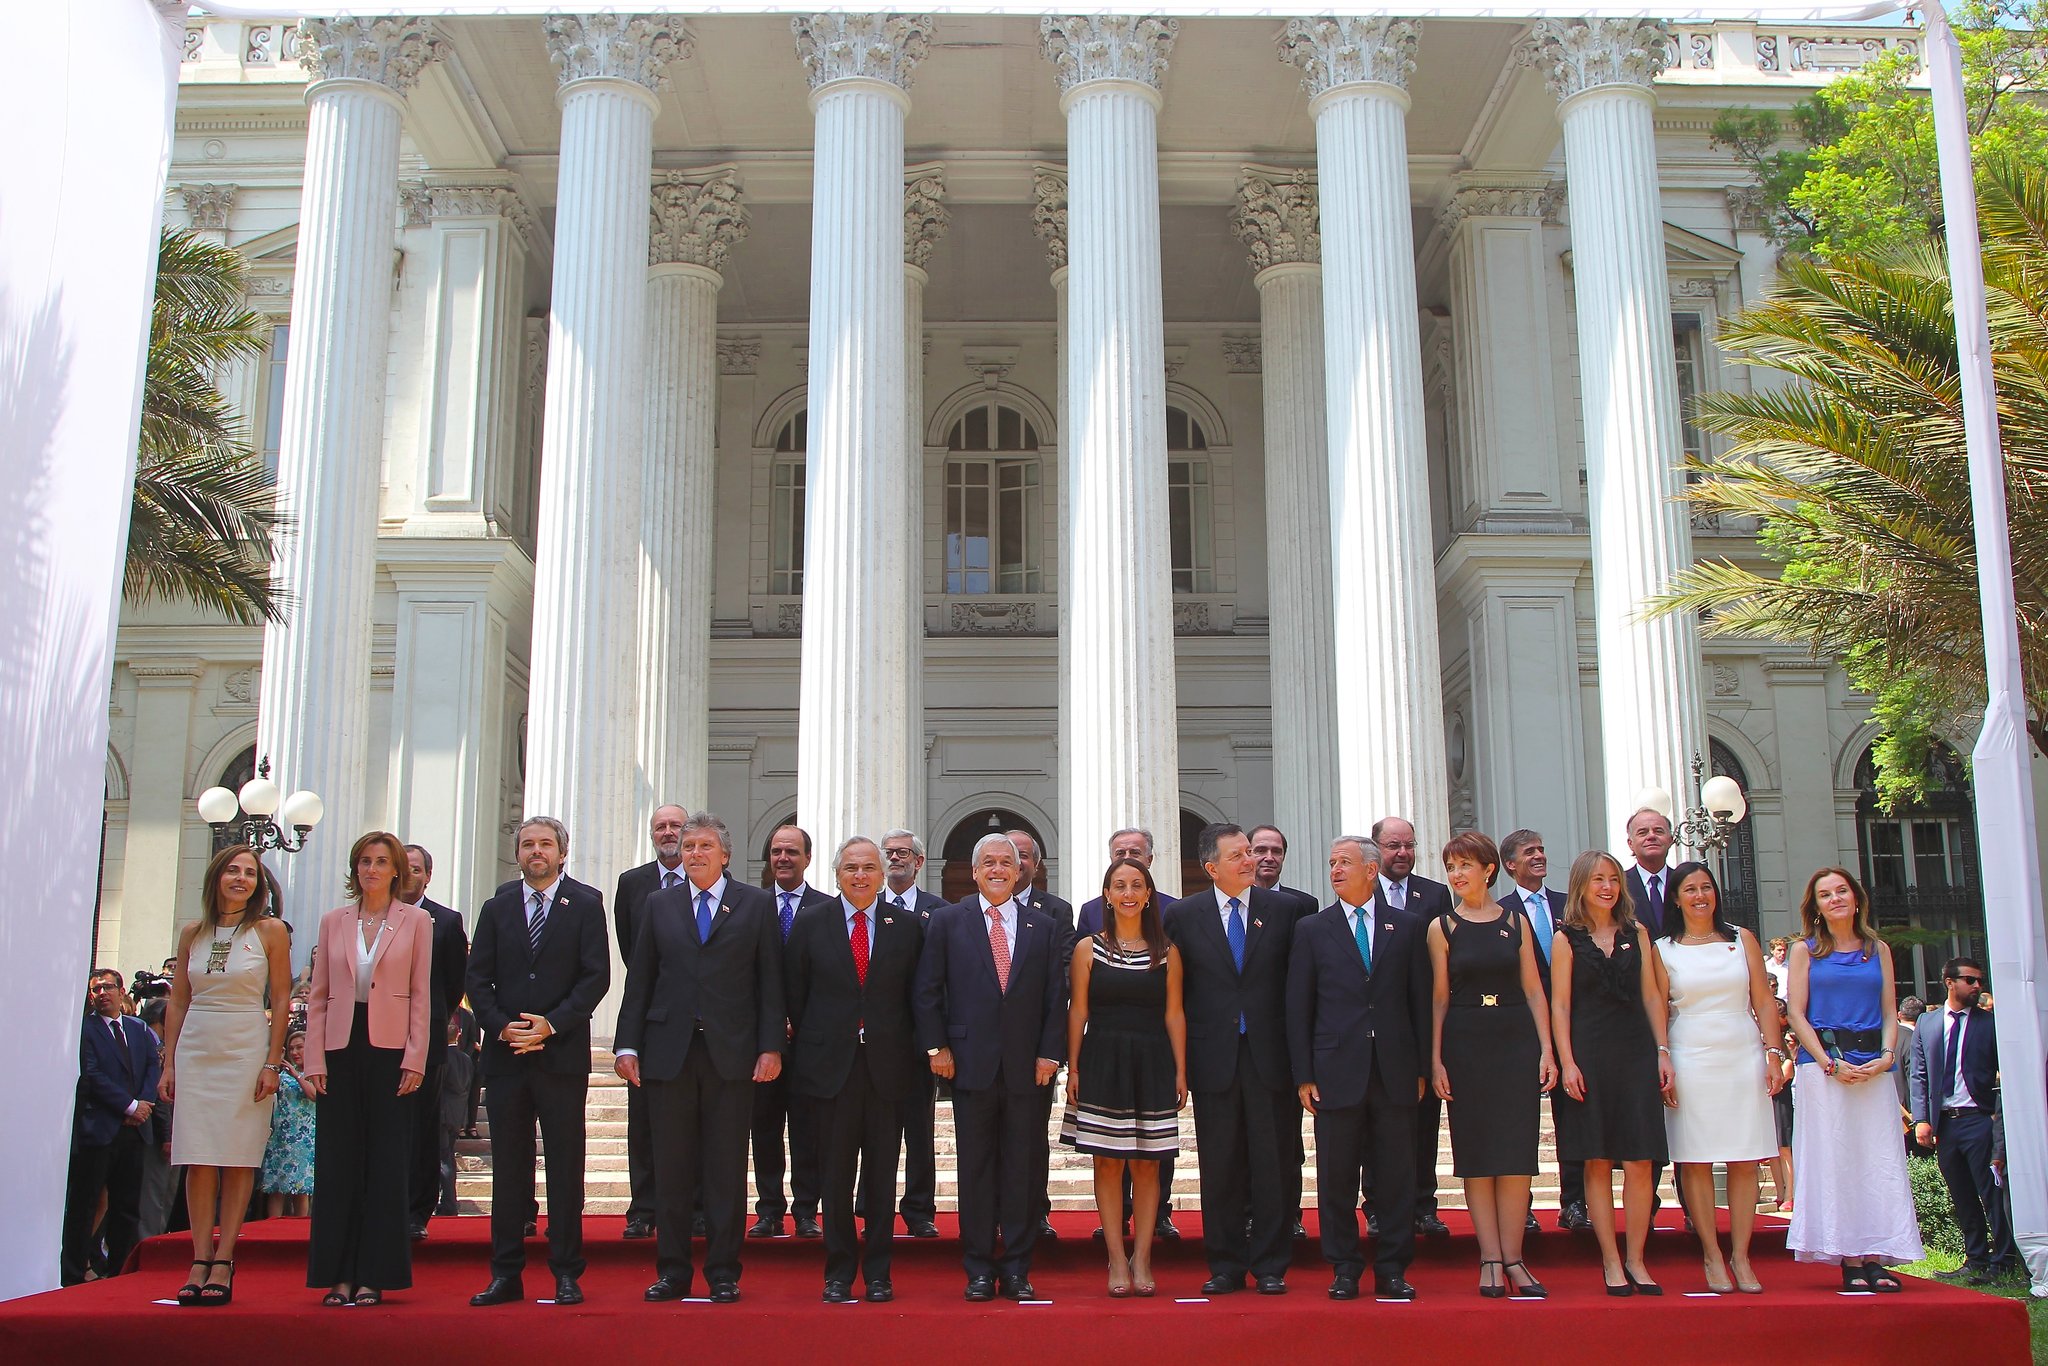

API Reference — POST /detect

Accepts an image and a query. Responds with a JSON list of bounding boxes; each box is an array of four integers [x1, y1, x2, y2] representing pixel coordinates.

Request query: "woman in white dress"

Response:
[[1657, 861, 1784, 1294], [160, 843, 295, 1306]]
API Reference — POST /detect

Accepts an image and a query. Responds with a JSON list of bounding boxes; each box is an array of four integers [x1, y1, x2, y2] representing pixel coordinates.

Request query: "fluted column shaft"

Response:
[[902, 263, 928, 817]]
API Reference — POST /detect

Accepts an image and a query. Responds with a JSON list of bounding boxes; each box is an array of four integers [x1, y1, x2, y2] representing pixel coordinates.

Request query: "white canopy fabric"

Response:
[[2, 0, 2038, 1302]]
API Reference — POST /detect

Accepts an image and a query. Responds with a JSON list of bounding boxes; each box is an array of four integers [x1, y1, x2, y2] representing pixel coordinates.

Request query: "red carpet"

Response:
[[0, 1211, 2027, 1365]]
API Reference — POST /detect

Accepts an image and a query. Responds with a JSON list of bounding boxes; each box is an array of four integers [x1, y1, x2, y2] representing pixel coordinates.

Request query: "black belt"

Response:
[[1941, 1105, 1982, 1119], [1815, 1025, 1883, 1056]]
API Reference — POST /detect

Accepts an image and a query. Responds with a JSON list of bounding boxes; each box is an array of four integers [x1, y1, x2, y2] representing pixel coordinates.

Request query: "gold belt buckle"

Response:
[[1479, 993, 1499, 1007]]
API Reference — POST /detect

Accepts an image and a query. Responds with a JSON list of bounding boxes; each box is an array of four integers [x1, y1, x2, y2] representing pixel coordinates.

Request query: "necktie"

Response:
[[1225, 898, 1246, 972], [779, 892, 796, 942], [890, 894, 908, 913], [661, 869, 679, 891], [1388, 880, 1406, 910], [1646, 872, 1665, 929], [109, 1018, 132, 1064], [696, 889, 714, 944], [528, 889, 547, 952], [851, 909, 870, 987], [1353, 907, 1372, 974], [987, 908, 1012, 993], [1529, 892, 1552, 963], [1945, 1010, 1965, 1102]]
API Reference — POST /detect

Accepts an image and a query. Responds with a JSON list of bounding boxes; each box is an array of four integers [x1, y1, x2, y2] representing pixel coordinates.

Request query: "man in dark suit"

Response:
[[62, 971, 160, 1284], [1250, 824, 1322, 921], [750, 823, 833, 1239], [880, 827, 944, 1238], [787, 836, 926, 1302], [403, 843, 470, 1239], [611, 804, 689, 1239], [915, 833, 1066, 1301], [615, 810, 784, 1304], [1623, 806, 1676, 938], [1290, 835, 1430, 1300], [1500, 828, 1586, 1231], [466, 816, 610, 1307], [1170, 822, 1299, 1295], [1910, 956, 2017, 1282], [1007, 828, 1074, 1242]]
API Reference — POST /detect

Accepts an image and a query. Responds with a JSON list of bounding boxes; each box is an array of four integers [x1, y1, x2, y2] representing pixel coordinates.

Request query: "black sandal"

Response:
[[353, 1287, 383, 1306], [322, 1289, 351, 1307], [1479, 1259, 1507, 1299], [177, 1260, 217, 1307], [1862, 1263, 1903, 1293], [197, 1260, 235, 1307], [1504, 1261, 1548, 1299], [1842, 1264, 1873, 1292]]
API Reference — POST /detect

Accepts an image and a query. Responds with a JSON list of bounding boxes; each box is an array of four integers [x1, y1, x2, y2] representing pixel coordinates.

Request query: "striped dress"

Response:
[[1059, 937, 1179, 1158]]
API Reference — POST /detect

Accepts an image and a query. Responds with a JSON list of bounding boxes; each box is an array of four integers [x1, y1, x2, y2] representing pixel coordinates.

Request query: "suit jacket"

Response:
[[785, 898, 926, 1102], [1382, 872, 1452, 922], [1500, 886, 1568, 997], [1261, 884, 1322, 922], [466, 876, 611, 1076], [1077, 892, 1180, 940], [1908, 1003, 2001, 1126], [74, 1012, 160, 1148], [1017, 888, 1076, 966], [1287, 902, 1431, 1111], [616, 879, 784, 1083], [914, 896, 1066, 1092], [305, 902, 436, 1076], [1167, 886, 1296, 1094], [614, 860, 685, 964], [420, 897, 470, 1041], [1625, 866, 1672, 939]]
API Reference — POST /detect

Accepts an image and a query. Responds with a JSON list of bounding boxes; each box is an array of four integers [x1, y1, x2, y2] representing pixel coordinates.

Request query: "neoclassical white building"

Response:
[[100, 10, 1993, 1010]]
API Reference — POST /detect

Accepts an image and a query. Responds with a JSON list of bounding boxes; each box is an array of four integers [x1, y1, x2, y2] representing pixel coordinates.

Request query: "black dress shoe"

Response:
[[1525, 1212, 1542, 1235], [470, 1277, 524, 1307], [1256, 1274, 1287, 1296], [1294, 1220, 1308, 1240], [1416, 1212, 1450, 1239], [748, 1215, 783, 1239], [865, 1279, 894, 1303], [1365, 1214, 1381, 1240], [709, 1281, 741, 1304], [905, 1217, 939, 1239], [644, 1276, 690, 1302], [692, 1214, 708, 1237], [523, 1221, 538, 1238], [1328, 1274, 1360, 1300], [1155, 1215, 1181, 1241], [823, 1281, 854, 1303], [553, 1275, 583, 1306], [1038, 1217, 1058, 1241], [1375, 1276, 1418, 1301], [1000, 1275, 1038, 1302], [794, 1214, 823, 1239], [1559, 1201, 1592, 1233], [622, 1219, 655, 1240], [409, 1223, 429, 1241], [964, 1275, 997, 1302], [1201, 1273, 1245, 1295]]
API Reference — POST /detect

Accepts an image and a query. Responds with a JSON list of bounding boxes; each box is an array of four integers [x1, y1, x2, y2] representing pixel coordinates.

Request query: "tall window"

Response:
[[1708, 740, 1759, 933], [211, 746, 257, 853], [260, 323, 290, 473], [1672, 314, 1707, 463], [1855, 741, 1982, 1000], [770, 411, 806, 597], [1167, 405, 1214, 594], [944, 400, 1041, 595]]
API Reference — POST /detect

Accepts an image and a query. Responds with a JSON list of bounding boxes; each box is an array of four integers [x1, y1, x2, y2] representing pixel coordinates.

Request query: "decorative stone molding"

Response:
[[294, 17, 446, 93], [1756, 35, 1780, 72], [1278, 17, 1419, 96], [904, 166, 949, 268], [129, 660, 206, 687], [1172, 601, 1221, 635], [221, 667, 257, 704], [1726, 185, 1767, 231], [248, 272, 292, 298], [178, 183, 237, 231], [1031, 163, 1068, 271], [542, 13, 690, 93], [791, 13, 933, 92], [400, 182, 542, 248], [774, 602, 804, 636], [1792, 33, 1918, 73], [962, 347, 1019, 389], [1223, 335, 1261, 373], [1040, 15, 1177, 94], [649, 167, 749, 270], [1521, 18, 1676, 103], [947, 601, 1040, 634], [1437, 181, 1563, 232], [1162, 345, 1188, 379], [1712, 664, 1742, 696], [716, 337, 760, 375], [1688, 30, 1715, 69], [1233, 168, 1320, 271]]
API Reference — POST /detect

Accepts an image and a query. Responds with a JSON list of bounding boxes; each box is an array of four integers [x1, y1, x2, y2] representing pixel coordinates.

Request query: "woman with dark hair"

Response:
[[1429, 831, 1555, 1300], [160, 843, 294, 1305], [1550, 850, 1671, 1296], [303, 831, 433, 1306], [1657, 861, 1782, 1293], [1786, 867, 1920, 1289], [1061, 856, 1186, 1297]]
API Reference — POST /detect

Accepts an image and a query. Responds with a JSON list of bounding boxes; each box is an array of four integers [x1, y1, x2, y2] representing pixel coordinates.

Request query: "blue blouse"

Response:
[[1797, 938, 1884, 1064]]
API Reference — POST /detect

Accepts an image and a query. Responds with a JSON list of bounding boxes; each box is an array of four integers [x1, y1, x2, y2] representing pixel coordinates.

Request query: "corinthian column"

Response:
[[260, 18, 443, 935], [526, 12, 685, 901], [1041, 15, 1182, 895], [791, 13, 932, 877], [1280, 16, 1449, 854], [1523, 18, 1703, 845], [1233, 167, 1340, 865], [903, 164, 948, 820], [639, 167, 747, 821]]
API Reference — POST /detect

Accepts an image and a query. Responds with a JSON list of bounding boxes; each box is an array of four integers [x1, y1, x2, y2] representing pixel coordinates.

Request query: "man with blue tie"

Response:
[[1368, 816, 1453, 1241], [1909, 957, 2016, 1282], [1501, 829, 1587, 1232], [62, 971, 160, 1284], [1623, 808, 1675, 937], [750, 824, 833, 1239]]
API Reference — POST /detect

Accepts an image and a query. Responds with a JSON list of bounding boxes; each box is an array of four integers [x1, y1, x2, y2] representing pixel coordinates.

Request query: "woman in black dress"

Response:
[[1062, 857, 1186, 1297], [1550, 850, 1672, 1296], [1429, 832, 1555, 1300]]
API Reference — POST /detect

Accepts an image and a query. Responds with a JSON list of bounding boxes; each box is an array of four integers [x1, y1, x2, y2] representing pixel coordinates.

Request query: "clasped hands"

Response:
[[501, 1012, 556, 1054]]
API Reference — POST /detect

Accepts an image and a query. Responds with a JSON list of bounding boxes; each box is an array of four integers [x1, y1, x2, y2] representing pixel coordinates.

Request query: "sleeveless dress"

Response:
[[260, 1069, 317, 1195], [170, 923, 275, 1167], [1059, 937, 1179, 1157], [1554, 925, 1667, 1164], [1662, 936, 1777, 1162], [1439, 908, 1540, 1177]]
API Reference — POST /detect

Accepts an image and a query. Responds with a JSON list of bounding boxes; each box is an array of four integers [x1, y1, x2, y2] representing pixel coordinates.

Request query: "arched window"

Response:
[[945, 400, 1042, 595], [212, 745, 257, 853], [770, 412, 806, 596], [1167, 406, 1213, 594], [1708, 740, 1759, 933]]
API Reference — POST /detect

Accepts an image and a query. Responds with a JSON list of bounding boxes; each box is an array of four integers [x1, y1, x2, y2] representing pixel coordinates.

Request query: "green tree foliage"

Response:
[[130, 228, 287, 625]]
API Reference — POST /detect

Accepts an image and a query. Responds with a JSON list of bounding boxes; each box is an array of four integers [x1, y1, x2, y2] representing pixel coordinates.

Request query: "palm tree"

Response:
[[129, 227, 286, 625], [1659, 155, 2048, 799]]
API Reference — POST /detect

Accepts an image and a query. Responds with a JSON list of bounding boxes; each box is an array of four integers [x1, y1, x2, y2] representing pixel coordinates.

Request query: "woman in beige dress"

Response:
[[160, 843, 294, 1305]]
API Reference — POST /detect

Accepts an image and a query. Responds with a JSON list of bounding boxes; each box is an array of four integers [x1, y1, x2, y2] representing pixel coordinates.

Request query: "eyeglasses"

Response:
[[89, 982, 122, 993], [1954, 974, 1985, 985]]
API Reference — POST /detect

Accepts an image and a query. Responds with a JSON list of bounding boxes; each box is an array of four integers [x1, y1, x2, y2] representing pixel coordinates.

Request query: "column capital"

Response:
[[1031, 163, 1068, 272], [400, 182, 542, 249], [1278, 17, 1418, 98], [649, 166, 749, 270], [1520, 18, 1675, 104], [1437, 175, 1563, 233], [294, 17, 446, 95], [1233, 167, 1319, 272], [176, 183, 236, 232], [1040, 15, 1177, 96], [904, 163, 950, 269], [792, 13, 934, 93], [543, 13, 690, 94]]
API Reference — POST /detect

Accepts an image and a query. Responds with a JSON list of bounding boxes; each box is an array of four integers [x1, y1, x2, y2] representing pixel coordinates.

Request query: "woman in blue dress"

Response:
[[262, 1029, 316, 1217]]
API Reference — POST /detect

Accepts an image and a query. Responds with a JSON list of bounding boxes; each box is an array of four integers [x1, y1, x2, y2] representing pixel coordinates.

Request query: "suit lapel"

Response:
[[973, 898, 1006, 993], [369, 907, 401, 974], [1187, 893, 1234, 973], [825, 903, 860, 984], [1239, 890, 1267, 967]]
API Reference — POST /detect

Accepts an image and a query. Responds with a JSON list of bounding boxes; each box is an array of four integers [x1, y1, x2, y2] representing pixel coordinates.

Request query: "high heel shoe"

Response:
[[1479, 1259, 1507, 1299], [1503, 1261, 1547, 1300], [1624, 1267, 1662, 1296], [176, 1261, 217, 1307], [1706, 1261, 1737, 1294], [197, 1261, 235, 1307], [1131, 1263, 1157, 1298], [1730, 1260, 1764, 1295], [1604, 1268, 1635, 1298]]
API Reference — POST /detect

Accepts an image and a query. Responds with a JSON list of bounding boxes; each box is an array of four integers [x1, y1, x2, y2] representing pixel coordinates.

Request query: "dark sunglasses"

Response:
[[1953, 974, 1985, 986]]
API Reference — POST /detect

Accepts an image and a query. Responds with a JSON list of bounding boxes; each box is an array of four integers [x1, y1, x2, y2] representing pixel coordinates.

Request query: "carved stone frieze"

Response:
[[1437, 182, 1563, 233], [543, 13, 690, 92], [717, 338, 760, 376], [178, 183, 237, 232], [294, 17, 446, 93], [791, 13, 933, 92], [1233, 169, 1319, 271], [1278, 17, 1419, 97], [947, 601, 1041, 635], [1520, 18, 1676, 103], [903, 167, 949, 268], [1223, 335, 1262, 374], [1031, 164, 1068, 272], [1040, 15, 1177, 94]]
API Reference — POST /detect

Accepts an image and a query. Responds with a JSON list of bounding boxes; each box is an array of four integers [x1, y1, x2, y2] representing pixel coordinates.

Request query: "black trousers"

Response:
[[1937, 1109, 2018, 1269], [896, 1071, 937, 1222], [1318, 1070, 1417, 1284], [437, 1124, 460, 1214], [649, 1036, 754, 1287], [751, 1068, 820, 1219], [308, 1009, 413, 1290], [625, 1082, 656, 1224], [816, 1046, 902, 1286], [484, 1063, 588, 1280], [61, 1127, 145, 1285], [1191, 1038, 1298, 1280], [406, 1059, 443, 1226], [1363, 1087, 1443, 1217], [953, 1069, 1048, 1281]]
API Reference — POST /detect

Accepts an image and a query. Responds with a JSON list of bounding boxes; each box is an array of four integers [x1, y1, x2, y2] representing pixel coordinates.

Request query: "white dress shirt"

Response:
[[1940, 1006, 1979, 1109], [1211, 884, 1253, 938], [1343, 902, 1374, 959]]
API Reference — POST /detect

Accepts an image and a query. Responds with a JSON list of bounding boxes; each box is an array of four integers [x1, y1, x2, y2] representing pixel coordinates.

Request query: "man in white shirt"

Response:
[[1909, 957, 2016, 1282]]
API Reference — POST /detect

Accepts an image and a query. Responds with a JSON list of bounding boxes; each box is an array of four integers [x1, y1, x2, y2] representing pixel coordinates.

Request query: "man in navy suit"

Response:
[[1623, 807, 1676, 938], [915, 833, 1066, 1302], [1500, 828, 1586, 1231], [880, 828, 944, 1238], [751, 824, 834, 1239], [1910, 956, 2016, 1281], [1250, 825, 1322, 921], [62, 970, 160, 1284], [609, 804, 690, 1239], [1366, 815, 1453, 1240], [1290, 836, 1431, 1300], [403, 843, 470, 1239]]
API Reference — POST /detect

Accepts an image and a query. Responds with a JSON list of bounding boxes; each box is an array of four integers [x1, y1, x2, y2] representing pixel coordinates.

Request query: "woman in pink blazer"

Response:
[[302, 830, 433, 1305]]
